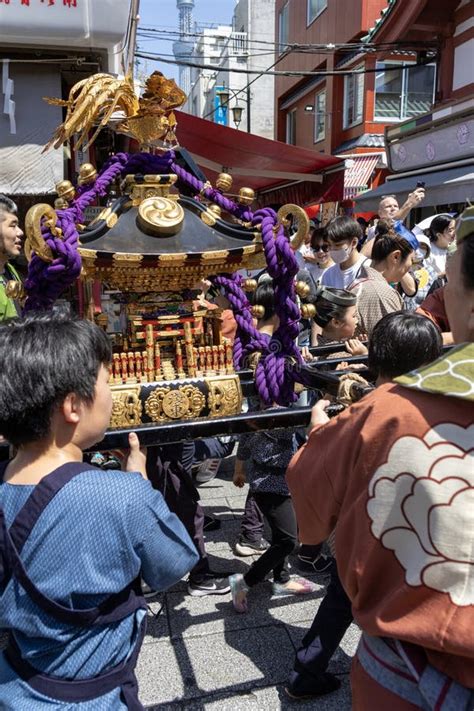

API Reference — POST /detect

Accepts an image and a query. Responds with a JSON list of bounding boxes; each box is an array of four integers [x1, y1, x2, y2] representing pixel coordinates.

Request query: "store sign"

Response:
[[388, 116, 474, 173], [214, 86, 228, 127], [0, 0, 132, 48]]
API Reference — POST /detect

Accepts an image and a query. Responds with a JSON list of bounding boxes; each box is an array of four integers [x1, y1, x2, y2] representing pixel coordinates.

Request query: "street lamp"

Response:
[[231, 104, 243, 129], [216, 84, 250, 131]]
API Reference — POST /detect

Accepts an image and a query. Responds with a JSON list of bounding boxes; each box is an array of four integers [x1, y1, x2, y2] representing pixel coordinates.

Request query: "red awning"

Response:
[[174, 110, 344, 205], [343, 155, 380, 200]]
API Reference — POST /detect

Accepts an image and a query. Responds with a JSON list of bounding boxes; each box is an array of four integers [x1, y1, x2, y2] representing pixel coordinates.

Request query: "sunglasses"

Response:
[[313, 244, 330, 253]]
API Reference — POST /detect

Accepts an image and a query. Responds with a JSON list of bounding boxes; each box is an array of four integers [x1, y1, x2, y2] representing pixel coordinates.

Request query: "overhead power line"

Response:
[[137, 26, 436, 53], [134, 51, 435, 78]]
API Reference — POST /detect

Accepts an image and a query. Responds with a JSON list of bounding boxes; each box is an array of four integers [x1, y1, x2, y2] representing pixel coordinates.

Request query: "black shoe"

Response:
[[235, 536, 270, 557], [188, 574, 231, 597], [297, 553, 334, 574], [203, 515, 221, 532], [285, 671, 341, 699]]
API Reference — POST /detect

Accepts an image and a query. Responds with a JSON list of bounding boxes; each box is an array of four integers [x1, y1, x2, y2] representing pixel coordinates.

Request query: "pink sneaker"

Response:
[[229, 574, 249, 613], [272, 576, 318, 596]]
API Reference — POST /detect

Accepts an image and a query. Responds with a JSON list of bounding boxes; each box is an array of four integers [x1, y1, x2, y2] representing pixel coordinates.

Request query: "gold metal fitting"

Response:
[[251, 304, 265, 319], [78, 162, 98, 186], [242, 278, 257, 292], [300, 303, 316, 319], [238, 187, 255, 206], [5, 281, 25, 300], [200, 180, 212, 196], [295, 280, 311, 298], [54, 197, 69, 210], [56, 180, 75, 202], [216, 172, 233, 191], [208, 204, 222, 219]]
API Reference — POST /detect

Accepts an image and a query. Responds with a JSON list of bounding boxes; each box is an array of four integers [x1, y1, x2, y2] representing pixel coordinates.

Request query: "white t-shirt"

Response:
[[321, 255, 369, 289], [295, 247, 329, 285], [425, 243, 448, 276]]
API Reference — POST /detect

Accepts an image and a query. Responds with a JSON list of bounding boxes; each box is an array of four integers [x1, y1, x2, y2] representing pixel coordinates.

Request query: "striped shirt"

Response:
[[351, 267, 404, 337]]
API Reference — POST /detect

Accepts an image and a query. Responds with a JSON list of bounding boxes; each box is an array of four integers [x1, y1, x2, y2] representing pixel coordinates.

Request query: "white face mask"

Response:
[[329, 244, 353, 264]]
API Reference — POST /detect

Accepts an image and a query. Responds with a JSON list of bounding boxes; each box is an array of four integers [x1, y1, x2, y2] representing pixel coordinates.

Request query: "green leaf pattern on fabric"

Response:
[[395, 343, 474, 402]]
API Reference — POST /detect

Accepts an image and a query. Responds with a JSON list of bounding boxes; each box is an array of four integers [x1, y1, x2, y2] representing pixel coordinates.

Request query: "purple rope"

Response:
[[22, 148, 303, 406], [213, 207, 303, 407]]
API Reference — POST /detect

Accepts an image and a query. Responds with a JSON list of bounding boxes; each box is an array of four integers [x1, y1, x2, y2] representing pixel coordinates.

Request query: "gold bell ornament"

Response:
[[300, 303, 316, 319], [251, 304, 265, 319], [242, 278, 257, 292], [208, 204, 222, 219], [55, 180, 75, 203], [238, 187, 255, 206], [295, 280, 311, 298], [78, 162, 98, 186], [216, 173, 233, 192]]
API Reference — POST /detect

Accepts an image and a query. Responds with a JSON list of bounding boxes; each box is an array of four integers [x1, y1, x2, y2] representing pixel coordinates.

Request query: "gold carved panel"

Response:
[[206, 375, 242, 417], [145, 384, 206, 421], [110, 385, 143, 428]]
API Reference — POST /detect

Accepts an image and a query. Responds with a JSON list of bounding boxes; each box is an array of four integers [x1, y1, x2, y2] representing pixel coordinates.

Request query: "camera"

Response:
[[416, 181, 426, 188]]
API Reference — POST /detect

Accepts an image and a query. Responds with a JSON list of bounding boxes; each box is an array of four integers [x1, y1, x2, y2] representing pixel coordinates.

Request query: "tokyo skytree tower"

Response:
[[173, 0, 195, 96]]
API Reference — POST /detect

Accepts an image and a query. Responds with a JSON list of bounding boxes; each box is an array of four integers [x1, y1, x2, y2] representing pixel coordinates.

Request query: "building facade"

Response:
[[354, 0, 473, 217], [274, 0, 438, 204], [185, 0, 275, 140]]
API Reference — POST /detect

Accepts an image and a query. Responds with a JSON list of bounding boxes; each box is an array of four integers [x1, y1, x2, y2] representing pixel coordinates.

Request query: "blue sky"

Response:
[[137, 0, 237, 81]]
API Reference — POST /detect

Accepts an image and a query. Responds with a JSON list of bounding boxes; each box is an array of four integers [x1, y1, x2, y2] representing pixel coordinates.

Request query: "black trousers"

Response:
[[146, 444, 209, 582], [293, 561, 353, 679], [244, 492, 298, 587], [240, 490, 265, 543]]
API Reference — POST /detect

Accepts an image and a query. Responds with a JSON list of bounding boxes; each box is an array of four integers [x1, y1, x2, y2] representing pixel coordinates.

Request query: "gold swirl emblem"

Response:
[[137, 196, 184, 237], [277, 204, 310, 252], [24, 203, 60, 263]]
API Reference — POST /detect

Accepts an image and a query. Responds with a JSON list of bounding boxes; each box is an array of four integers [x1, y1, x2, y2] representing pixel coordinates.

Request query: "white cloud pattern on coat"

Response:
[[366, 424, 474, 607]]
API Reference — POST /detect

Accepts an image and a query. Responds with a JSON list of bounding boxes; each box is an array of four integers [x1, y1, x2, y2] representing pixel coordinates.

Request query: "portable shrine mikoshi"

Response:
[[18, 70, 363, 446]]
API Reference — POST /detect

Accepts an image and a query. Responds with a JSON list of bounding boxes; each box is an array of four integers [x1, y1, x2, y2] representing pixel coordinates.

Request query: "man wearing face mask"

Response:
[[0, 195, 24, 321], [321, 216, 369, 289]]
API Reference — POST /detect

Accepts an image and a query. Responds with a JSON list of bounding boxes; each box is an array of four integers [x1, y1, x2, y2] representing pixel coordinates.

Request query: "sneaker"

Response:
[[193, 458, 221, 484], [229, 573, 249, 613], [285, 671, 341, 699], [188, 574, 230, 597], [297, 553, 334, 574], [235, 536, 270, 557], [272, 576, 318, 597]]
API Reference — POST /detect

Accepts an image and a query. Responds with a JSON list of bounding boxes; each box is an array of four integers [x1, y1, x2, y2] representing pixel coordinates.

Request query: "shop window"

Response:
[[374, 62, 435, 121], [278, 2, 289, 53], [307, 0, 327, 25], [314, 89, 326, 142], [343, 66, 364, 129], [286, 109, 296, 145]]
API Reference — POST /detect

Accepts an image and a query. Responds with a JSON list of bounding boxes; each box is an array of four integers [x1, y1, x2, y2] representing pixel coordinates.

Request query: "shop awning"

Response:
[[175, 110, 344, 205], [354, 163, 474, 210], [343, 154, 380, 200]]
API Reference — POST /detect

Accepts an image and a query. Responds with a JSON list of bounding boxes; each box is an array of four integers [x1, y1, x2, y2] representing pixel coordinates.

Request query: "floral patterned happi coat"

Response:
[[286, 343, 474, 705]]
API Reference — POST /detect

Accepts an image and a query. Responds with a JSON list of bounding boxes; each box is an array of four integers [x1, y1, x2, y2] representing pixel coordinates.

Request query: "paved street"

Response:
[[137, 457, 360, 709]]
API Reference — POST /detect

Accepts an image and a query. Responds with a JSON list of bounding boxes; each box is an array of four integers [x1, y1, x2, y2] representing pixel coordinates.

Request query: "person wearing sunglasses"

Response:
[[295, 225, 334, 286]]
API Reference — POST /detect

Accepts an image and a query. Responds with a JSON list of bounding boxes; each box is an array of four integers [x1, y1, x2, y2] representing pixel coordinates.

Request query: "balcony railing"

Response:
[[230, 32, 248, 56]]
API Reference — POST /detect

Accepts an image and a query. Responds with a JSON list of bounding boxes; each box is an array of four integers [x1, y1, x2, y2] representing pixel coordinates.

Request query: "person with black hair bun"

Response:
[[309, 287, 367, 358], [425, 213, 456, 277], [351, 220, 417, 336]]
